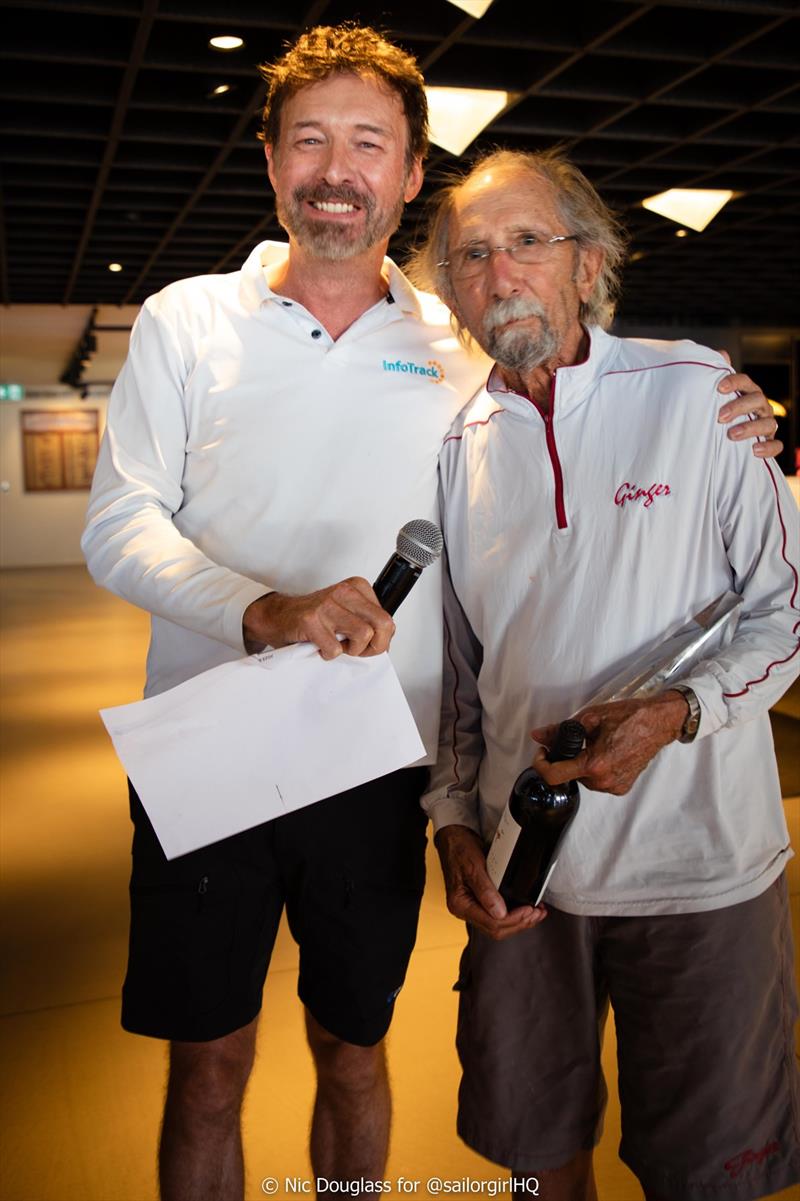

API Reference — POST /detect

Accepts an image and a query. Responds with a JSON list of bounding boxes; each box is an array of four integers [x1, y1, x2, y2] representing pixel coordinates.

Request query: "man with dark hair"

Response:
[[417, 148, 800, 1201], [82, 25, 779, 1201]]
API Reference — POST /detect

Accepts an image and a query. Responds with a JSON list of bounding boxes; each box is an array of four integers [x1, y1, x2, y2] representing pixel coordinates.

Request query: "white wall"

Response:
[[0, 395, 109, 568], [0, 303, 137, 568]]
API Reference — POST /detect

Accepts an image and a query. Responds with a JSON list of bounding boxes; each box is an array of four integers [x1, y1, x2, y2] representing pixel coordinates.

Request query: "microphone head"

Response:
[[396, 519, 443, 569]]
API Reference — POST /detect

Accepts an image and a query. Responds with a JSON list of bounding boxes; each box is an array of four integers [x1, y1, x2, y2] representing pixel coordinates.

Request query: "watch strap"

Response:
[[671, 684, 701, 743]]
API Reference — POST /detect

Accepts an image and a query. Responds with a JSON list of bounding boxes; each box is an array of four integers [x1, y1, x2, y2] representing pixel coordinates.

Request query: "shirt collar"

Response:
[[382, 258, 423, 318], [487, 325, 617, 409], [237, 240, 422, 319]]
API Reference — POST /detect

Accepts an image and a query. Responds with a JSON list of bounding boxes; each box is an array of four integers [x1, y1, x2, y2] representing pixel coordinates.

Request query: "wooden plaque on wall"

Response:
[[21, 409, 99, 491]]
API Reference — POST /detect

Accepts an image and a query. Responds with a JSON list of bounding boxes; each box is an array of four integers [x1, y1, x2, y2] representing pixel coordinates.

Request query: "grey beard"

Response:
[[482, 298, 559, 373]]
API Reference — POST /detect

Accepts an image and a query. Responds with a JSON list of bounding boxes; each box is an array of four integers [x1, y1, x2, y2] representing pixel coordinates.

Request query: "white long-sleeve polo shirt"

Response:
[[82, 241, 490, 761], [424, 325, 799, 914]]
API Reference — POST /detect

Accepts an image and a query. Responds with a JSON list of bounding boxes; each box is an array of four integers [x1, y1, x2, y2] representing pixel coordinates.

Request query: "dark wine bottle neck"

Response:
[[549, 719, 586, 763]]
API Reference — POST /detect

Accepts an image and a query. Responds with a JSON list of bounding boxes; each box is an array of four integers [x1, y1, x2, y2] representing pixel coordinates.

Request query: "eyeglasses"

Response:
[[438, 232, 579, 280]]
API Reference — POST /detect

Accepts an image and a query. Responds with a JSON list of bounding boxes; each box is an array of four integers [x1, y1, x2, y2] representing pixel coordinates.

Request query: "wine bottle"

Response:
[[486, 720, 585, 908]]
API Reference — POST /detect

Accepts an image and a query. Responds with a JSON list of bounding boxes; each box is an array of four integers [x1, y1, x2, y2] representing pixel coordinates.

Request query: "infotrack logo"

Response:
[[382, 358, 445, 384]]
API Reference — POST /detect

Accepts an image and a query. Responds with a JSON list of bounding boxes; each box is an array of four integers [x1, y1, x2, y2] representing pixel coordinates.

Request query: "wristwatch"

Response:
[[671, 684, 701, 743]]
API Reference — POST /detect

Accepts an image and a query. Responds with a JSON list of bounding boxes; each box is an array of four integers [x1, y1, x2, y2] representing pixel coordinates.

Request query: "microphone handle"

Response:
[[372, 553, 422, 616]]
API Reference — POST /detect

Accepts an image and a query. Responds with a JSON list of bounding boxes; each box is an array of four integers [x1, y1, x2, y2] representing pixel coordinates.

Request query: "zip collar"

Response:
[[486, 325, 620, 419]]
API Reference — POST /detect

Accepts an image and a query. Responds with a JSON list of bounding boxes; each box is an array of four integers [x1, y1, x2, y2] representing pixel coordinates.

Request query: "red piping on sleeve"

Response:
[[600, 360, 731, 378], [723, 458, 800, 698], [442, 408, 505, 446], [443, 607, 463, 794]]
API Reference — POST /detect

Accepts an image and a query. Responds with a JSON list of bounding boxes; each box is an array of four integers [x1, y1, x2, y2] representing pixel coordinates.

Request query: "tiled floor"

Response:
[[1, 567, 798, 1201]]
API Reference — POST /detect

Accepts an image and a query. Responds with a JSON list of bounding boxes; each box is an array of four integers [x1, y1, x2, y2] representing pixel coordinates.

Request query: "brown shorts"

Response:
[[455, 875, 800, 1201]]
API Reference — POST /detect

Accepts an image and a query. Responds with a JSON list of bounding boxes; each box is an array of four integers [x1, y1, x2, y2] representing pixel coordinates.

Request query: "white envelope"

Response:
[[100, 642, 425, 859]]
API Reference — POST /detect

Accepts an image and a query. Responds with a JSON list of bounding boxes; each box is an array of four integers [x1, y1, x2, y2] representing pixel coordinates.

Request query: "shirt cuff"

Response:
[[677, 669, 729, 739], [222, 580, 276, 653], [422, 791, 483, 836]]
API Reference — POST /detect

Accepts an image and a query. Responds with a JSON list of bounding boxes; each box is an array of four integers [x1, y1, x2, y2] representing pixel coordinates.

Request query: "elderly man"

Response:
[[414, 149, 800, 1201]]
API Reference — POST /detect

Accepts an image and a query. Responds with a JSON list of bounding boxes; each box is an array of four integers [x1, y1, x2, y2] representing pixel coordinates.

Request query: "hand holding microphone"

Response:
[[242, 520, 443, 659]]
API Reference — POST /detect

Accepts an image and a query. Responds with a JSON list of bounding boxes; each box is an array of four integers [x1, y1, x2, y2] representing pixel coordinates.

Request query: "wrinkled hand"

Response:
[[530, 692, 687, 796], [243, 577, 395, 660], [434, 825, 547, 940], [717, 371, 782, 458]]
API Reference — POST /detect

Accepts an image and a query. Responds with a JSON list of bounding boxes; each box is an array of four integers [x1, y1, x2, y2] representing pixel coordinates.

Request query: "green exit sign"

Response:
[[0, 383, 25, 401]]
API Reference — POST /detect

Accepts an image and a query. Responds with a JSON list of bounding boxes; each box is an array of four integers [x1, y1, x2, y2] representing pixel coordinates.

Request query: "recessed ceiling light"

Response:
[[446, 0, 495, 16], [108, 262, 123, 272], [209, 35, 244, 51], [642, 188, 734, 232], [629, 250, 648, 262], [675, 229, 689, 238], [425, 86, 511, 156], [210, 84, 232, 96]]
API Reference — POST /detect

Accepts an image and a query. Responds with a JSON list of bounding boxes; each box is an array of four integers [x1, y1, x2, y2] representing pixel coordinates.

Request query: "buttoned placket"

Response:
[[263, 291, 406, 357]]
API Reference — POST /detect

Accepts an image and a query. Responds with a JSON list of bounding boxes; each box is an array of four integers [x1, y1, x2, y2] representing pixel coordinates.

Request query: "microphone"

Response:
[[373, 520, 444, 616]]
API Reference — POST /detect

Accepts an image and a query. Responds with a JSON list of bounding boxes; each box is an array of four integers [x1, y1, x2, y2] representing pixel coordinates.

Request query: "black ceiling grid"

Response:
[[0, 0, 797, 325]]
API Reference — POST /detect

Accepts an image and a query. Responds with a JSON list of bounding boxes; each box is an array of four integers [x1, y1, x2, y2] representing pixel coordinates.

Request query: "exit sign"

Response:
[[0, 383, 25, 401]]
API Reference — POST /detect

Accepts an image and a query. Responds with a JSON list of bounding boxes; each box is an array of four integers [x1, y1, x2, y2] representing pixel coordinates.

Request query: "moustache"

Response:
[[484, 297, 547, 335], [294, 183, 373, 211]]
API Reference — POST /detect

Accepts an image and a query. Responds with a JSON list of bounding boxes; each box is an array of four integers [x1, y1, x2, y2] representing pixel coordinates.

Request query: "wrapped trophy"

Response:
[[487, 591, 744, 907], [582, 590, 743, 706]]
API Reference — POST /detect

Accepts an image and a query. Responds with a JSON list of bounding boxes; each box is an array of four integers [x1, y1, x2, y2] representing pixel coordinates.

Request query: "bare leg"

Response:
[[159, 1016, 258, 1201], [514, 1150, 598, 1201], [305, 1010, 391, 1183]]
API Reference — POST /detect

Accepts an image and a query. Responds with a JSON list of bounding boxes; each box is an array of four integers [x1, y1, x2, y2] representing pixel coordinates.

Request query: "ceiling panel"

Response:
[[0, 0, 797, 324]]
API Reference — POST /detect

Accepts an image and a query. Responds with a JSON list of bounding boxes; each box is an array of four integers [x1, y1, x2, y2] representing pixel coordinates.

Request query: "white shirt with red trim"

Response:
[[425, 325, 799, 914], [82, 241, 490, 761]]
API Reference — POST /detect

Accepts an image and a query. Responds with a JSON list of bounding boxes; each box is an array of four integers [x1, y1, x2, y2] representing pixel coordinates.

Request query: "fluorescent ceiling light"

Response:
[[426, 86, 510, 156], [641, 188, 734, 232], [446, 0, 495, 16], [209, 35, 244, 51]]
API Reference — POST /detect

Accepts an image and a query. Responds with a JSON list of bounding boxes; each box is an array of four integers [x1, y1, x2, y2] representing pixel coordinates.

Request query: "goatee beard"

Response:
[[277, 183, 404, 261]]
